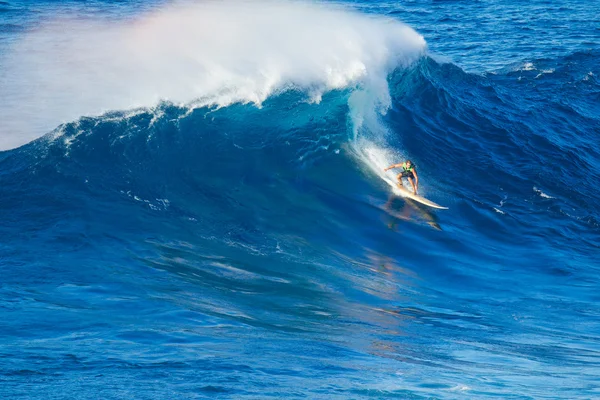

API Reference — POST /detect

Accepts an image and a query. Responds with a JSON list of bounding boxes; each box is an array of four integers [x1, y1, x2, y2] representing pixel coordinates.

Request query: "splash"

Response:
[[359, 145, 408, 195], [0, 0, 426, 150]]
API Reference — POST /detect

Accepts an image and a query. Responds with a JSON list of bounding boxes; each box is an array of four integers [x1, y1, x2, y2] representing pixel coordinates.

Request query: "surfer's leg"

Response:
[[396, 173, 403, 187], [407, 177, 417, 194]]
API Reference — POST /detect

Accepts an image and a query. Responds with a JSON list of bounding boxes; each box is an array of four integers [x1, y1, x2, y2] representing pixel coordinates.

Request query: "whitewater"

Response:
[[0, 1, 425, 150], [1, 0, 599, 399]]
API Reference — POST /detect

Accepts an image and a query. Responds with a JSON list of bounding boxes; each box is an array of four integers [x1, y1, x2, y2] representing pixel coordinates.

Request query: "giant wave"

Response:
[[0, 0, 425, 150]]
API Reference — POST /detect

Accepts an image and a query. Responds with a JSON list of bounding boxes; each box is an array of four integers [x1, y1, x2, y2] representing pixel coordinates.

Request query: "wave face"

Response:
[[1, 1, 600, 399]]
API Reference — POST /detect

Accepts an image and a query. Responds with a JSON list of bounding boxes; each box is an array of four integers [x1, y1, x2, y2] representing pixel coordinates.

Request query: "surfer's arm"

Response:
[[384, 163, 402, 171]]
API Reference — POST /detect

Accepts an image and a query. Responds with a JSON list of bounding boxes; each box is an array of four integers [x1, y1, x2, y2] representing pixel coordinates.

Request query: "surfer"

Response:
[[384, 160, 419, 195]]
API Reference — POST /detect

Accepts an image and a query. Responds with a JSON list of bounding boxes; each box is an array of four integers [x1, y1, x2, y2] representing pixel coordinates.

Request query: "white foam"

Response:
[[0, 0, 426, 150], [450, 384, 471, 392], [535, 68, 555, 79], [533, 186, 553, 199], [498, 195, 507, 207], [521, 62, 535, 71]]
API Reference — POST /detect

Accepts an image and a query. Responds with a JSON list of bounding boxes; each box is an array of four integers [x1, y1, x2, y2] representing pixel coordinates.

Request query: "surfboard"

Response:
[[395, 184, 448, 210]]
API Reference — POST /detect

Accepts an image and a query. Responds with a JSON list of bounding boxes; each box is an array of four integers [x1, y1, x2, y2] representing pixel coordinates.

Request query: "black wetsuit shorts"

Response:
[[400, 171, 415, 179]]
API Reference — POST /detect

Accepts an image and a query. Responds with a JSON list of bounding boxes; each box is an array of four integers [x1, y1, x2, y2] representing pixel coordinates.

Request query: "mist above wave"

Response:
[[0, 0, 425, 150]]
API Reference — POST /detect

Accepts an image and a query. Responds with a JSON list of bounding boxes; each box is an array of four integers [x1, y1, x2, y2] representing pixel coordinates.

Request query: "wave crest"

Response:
[[0, 0, 426, 150]]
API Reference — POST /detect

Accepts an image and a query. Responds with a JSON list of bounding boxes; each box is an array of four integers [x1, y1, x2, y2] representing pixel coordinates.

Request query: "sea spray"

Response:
[[0, 0, 425, 150]]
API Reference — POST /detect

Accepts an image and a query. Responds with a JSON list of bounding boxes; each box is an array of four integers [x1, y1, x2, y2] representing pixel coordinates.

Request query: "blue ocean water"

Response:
[[1, 0, 599, 398]]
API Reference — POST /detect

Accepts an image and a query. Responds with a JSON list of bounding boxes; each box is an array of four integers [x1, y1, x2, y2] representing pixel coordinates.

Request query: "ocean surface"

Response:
[[1, 0, 599, 398]]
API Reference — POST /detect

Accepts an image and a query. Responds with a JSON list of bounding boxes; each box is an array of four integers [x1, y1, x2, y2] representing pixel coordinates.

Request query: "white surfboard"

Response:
[[395, 184, 448, 210]]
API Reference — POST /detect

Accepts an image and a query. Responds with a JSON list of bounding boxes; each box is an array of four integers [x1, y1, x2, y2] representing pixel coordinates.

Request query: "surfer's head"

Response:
[[406, 160, 413, 167]]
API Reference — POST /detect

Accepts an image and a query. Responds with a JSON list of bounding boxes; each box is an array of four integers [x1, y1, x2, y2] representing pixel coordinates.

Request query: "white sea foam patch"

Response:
[[533, 186, 553, 199], [521, 62, 535, 71], [0, 0, 426, 150]]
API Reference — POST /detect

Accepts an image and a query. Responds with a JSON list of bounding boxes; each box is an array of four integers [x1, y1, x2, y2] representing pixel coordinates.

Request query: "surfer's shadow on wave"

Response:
[[383, 195, 442, 231]]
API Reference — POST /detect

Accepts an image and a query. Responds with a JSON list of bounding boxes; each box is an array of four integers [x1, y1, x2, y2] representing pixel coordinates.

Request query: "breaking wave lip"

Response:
[[0, 0, 426, 151]]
